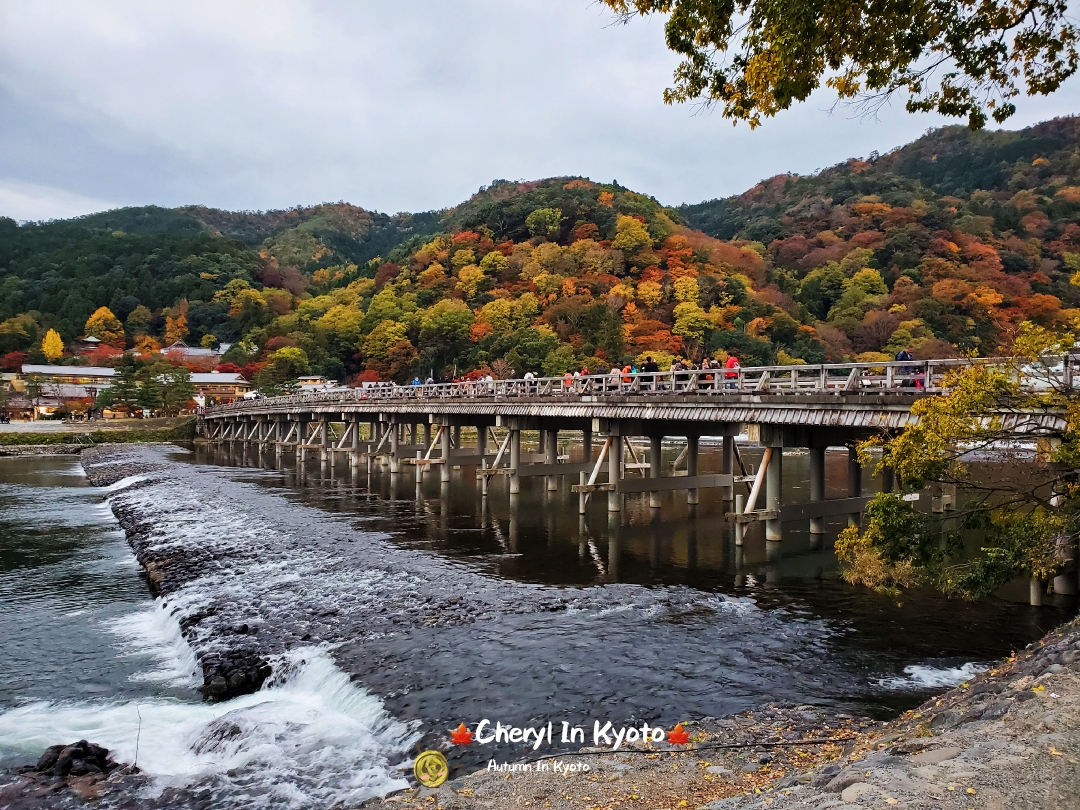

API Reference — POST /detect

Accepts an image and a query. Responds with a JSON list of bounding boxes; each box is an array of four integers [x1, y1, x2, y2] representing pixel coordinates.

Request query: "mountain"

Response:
[[2, 116, 1079, 385]]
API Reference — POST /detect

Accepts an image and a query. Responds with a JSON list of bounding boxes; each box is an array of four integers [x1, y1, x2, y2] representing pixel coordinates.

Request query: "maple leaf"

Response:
[[667, 723, 690, 745], [450, 723, 474, 745]]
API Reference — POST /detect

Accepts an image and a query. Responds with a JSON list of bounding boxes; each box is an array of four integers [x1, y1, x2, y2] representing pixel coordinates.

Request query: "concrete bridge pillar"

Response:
[[477, 425, 488, 496], [298, 419, 309, 464], [509, 430, 521, 494], [350, 416, 361, 469], [389, 421, 400, 473], [649, 434, 663, 508], [440, 422, 452, 482], [722, 435, 734, 503], [318, 418, 329, 472], [765, 439, 783, 546], [608, 428, 622, 513], [848, 444, 862, 527], [545, 429, 559, 492], [686, 435, 699, 505], [809, 446, 826, 548]]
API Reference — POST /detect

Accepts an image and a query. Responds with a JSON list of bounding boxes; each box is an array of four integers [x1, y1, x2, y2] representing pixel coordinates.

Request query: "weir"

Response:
[[200, 359, 1068, 563]]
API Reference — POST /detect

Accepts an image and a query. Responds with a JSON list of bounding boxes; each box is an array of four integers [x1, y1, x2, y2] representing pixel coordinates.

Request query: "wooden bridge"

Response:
[[200, 358, 1068, 549]]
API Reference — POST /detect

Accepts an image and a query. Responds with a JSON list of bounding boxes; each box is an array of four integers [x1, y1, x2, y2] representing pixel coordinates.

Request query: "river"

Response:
[[0, 447, 1070, 807]]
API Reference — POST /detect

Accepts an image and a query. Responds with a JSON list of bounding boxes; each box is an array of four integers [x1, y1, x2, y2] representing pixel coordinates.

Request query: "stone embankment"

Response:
[[366, 616, 1080, 810], [79, 444, 273, 701]]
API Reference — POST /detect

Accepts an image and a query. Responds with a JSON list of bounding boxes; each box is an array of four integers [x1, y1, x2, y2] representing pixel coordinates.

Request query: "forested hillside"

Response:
[[3, 117, 1080, 386]]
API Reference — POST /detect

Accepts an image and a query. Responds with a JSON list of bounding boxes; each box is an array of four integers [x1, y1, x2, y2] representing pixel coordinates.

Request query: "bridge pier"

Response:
[[764, 434, 781, 542], [687, 435, 700, 505], [477, 425, 488, 496], [509, 430, 521, 494], [350, 416, 361, 469], [440, 421, 451, 482], [545, 429, 559, 492], [809, 445, 826, 549], [649, 434, 662, 508], [389, 420, 400, 473], [848, 445, 862, 527], [607, 426, 621, 513]]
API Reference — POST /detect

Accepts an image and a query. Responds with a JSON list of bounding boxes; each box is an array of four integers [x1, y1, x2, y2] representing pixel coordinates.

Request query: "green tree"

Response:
[[126, 305, 152, 338], [108, 359, 142, 415], [601, 0, 1079, 128], [162, 367, 195, 414], [837, 322, 1078, 600], [138, 373, 164, 413], [419, 300, 474, 374], [526, 208, 564, 241], [254, 347, 310, 393], [542, 344, 577, 376], [502, 328, 559, 374], [797, 263, 848, 320], [229, 288, 270, 334]]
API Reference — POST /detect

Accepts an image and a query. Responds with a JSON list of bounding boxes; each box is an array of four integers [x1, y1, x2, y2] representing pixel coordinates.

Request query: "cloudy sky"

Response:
[[2, 0, 1078, 222]]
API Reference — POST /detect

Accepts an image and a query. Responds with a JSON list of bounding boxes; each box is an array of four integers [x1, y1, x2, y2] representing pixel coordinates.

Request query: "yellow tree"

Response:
[[41, 329, 64, 361], [84, 307, 125, 348], [164, 314, 188, 344]]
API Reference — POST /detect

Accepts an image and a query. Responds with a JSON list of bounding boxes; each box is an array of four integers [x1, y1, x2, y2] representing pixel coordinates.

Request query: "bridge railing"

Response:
[[205, 356, 1074, 416]]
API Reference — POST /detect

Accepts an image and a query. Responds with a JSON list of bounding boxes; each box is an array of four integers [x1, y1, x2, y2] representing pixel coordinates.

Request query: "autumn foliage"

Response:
[[2, 118, 1080, 383]]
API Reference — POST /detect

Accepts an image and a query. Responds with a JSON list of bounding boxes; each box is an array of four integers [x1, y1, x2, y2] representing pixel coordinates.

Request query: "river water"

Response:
[[0, 447, 1071, 807]]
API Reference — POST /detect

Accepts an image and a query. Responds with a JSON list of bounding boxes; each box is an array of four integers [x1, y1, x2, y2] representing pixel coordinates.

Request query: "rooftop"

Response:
[[190, 372, 249, 384], [21, 365, 116, 377]]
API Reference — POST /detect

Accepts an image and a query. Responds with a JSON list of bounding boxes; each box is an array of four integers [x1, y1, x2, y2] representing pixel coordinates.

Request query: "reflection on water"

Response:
[[201, 440, 874, 590]]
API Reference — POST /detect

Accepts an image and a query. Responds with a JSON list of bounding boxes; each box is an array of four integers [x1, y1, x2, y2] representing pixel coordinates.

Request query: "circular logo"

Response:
[[413, 750, 449, 788]]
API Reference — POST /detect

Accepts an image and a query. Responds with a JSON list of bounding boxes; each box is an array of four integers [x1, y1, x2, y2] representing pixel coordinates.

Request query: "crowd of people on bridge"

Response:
[[396, 355, 747, 397]]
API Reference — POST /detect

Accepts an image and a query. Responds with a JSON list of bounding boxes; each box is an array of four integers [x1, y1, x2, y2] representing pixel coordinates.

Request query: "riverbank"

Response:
[[366, 617, 1080, 810], [0, 418, 195, 454]]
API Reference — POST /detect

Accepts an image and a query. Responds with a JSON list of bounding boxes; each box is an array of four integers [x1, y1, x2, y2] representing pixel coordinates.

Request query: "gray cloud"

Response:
[[1, 0, 1078, 221]]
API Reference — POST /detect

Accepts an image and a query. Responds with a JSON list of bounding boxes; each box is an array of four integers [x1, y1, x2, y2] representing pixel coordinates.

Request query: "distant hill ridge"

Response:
[[1, 116, 1078, 385]]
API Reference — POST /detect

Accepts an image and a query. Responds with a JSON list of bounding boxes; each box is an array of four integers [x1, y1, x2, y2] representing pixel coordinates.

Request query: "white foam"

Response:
[[877, 662, 989, 690], [0, 649, 417, 808], [108, 602, 201, 688], [102, 474, 152, 493]]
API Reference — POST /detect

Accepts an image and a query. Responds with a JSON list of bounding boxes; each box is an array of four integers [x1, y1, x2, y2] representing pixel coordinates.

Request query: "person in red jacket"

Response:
[[724, 355, 741, 388]]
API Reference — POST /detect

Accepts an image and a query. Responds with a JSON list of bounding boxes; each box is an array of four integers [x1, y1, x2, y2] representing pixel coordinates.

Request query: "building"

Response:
[[161, 340, 233, 363], [16, 365, 117, 416], [190, 371, 251, 405]]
